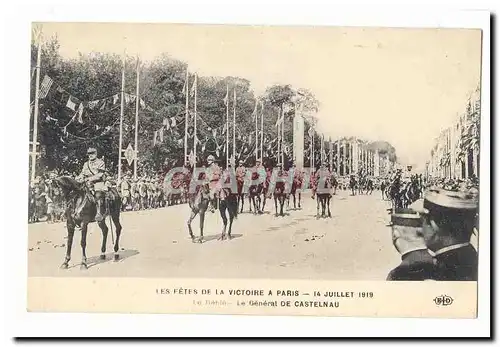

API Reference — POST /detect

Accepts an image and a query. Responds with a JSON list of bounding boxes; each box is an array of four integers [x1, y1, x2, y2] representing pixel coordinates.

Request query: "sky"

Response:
[[37, 22, 482, 169]]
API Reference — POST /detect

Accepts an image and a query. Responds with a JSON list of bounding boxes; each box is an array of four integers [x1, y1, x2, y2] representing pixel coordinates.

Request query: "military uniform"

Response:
[[386, 249, 435, 281], [236, 163, 247, 195], [77, 150, 107, 221], [312, 166, 331, 195], [407, 187, 479, 281]]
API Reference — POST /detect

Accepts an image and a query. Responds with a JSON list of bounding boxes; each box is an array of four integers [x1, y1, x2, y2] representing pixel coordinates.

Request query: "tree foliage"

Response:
[[29, 37, 327, 176]]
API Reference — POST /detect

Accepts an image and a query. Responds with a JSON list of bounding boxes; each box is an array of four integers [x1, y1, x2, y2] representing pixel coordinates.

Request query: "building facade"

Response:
[[427, 87, 480, 180]]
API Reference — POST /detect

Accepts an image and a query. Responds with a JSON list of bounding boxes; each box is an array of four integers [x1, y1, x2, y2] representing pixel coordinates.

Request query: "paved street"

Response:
[[28, 189, 403, 280]]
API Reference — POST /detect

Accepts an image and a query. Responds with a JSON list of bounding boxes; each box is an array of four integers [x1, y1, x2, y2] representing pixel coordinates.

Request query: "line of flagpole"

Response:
[[193, 73, 197, 171], [226, 84, 229, 168], [184, 68, 189, 166], [233, 88, 236, 167], [254, 100, 258, 161], [118, 50, 125, 181], [281, 108, 285, 166], [277, 110, 281, 165], [133, 56, 140, 180], [30, 29, 42, 184], [260, 102, 264, 162]]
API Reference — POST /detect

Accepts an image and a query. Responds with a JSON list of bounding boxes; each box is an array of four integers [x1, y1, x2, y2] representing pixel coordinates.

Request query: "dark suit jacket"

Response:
[[433, 244, 478, 281], [387, 249, 435, 281]]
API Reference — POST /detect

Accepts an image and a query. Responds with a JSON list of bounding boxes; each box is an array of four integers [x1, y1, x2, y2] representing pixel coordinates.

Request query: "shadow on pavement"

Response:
[[68, 249, 140, 269], [200, 233, 243, 243]]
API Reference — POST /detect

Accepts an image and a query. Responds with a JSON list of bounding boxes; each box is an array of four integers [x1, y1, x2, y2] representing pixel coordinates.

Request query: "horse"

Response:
[[52, 176, 123, 270], [349, 176, 357, 196], [186, 179, 211, 243], [380, 179, 387, 200], [357, 176, 366, 195], [186, 172, 238, 242], [270, 173, 288, 217], [288, 174, 302, 210], [217, 185, 239, 240], [365, 178, 374, 195], [312, 172, 333, 218], [331, 175, 338, 195]]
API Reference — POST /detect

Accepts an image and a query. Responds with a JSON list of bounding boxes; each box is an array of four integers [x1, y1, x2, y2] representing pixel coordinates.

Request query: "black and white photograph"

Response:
[[22, 18, 487, 321]]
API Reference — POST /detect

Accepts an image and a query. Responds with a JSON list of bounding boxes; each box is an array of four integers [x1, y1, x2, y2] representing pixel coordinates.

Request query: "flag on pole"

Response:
[[153, 131, 158, 146], [66, 96, 77, 111], [223, 85, 229, 106], [159, 127, 164, 142], [182, 71, 189, 96], [190, 75, 197, 98], [275, 114, 284, 127], [77, 103, 84, 124], [39, 75, 53, 99], [252, 99, 258, 120]]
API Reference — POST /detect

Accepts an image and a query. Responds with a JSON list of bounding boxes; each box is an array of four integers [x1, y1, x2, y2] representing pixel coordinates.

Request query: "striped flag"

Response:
[[39, 75, 53, 99], [66, 96, 77, 111]]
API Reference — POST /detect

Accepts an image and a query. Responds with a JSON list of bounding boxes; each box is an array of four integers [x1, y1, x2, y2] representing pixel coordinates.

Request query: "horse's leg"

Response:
[[228, 199, 236, 239], [199, 210, 206, 244], [280, 195, 285, 216], [80, 222, 89, 270], [111, 212, 122, 261], [256, 195, 262, 214], [298, 191, 302, 208], [218, 201, 228, 241], [316, 197, 320, 218], [274, 195, 278, 216], [327, 196, 332, 217], [60, 219, 76, 269], [187, 209, 198, 241], [98, 219, 108, 260]]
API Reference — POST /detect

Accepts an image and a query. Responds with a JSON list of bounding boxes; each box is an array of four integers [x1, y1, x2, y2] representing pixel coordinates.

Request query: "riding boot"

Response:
[[95, 192, 105, 222]]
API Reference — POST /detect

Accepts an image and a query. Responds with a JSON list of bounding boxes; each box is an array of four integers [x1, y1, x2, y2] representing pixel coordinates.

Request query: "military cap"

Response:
[[410, 187, 479, 214], [87, 147, 97, 154]]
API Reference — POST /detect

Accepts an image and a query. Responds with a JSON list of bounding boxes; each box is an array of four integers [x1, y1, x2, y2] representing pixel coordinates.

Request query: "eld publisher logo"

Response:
[[434, 295, 454, 306]]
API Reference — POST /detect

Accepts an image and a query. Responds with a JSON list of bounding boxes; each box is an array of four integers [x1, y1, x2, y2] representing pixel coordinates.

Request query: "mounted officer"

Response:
[[76, 147, 108, 222], [206, 154, 222, 212]]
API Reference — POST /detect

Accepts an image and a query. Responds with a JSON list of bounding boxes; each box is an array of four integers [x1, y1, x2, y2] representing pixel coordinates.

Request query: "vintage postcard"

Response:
[[26, 19, 487, 321]]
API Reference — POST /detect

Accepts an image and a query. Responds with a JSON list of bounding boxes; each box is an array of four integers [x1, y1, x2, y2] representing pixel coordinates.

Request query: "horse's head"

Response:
[[52, 176, 86, 198]]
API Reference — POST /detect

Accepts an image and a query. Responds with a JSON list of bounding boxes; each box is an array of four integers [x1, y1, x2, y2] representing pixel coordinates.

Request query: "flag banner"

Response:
[[162, 118, 168, 126], [113, 94, 119, 105], [308, 127, 314, 137], [77, 103, 84, 124], [87, 100, 100, 110], [159, 127, 164, 142], [153, 131, 158, 146], [170, 117, 177, 127], [99, 99, 108, 111], [140, 98, 146, 109], [66, 96, 77, 111], [182, 70, 189, 96], [275, 115, 283, 127], [39, 75, 53, 99], [124, 94, 131, 104], [190, 75, 197, 98], [223, 86, 229, 106], [252, 100, 258, 119]]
